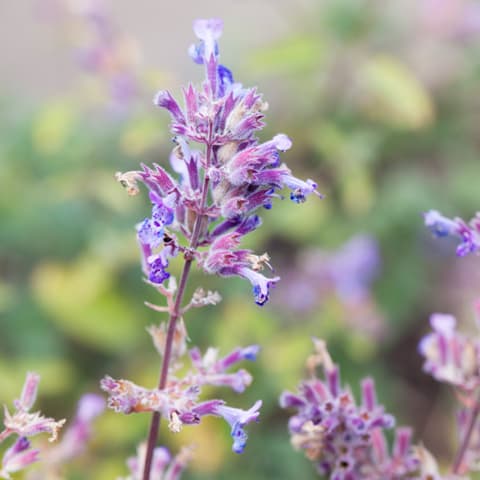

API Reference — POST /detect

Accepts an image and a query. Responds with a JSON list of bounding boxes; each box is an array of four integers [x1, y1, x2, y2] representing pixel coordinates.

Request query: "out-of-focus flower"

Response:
[[0, 373, 65, 479], [40, 0, 141, 110], [274, 235, 385, 337], [1, 437, 39, 480], [418, 312, 480, 391], [279, 338, 470, 478], [424, 210, 480, 257], [421, 0, 480, 39], [120, 443, 193, 480], [2, 373, 65, 442], [279, 339, 422, 479], [25, 393, 105, 480], [101, 342, 261, 453]]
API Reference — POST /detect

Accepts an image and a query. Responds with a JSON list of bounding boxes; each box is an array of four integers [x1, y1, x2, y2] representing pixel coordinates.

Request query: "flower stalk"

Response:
[[142, 126, 214, 480], [452, 391, 480, 475]]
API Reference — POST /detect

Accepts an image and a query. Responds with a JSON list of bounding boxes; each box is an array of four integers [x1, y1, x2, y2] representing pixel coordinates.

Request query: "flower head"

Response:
[[280, 339, 411, 478], [116, 18, 320, 306]]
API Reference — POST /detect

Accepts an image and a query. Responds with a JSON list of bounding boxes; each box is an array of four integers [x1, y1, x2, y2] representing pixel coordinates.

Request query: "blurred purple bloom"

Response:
[[122, 444, 192, 480], [279, 339, 423, 479], [1, 437, 39, 479], [421, 0, 480, 39], [14, 373, 39, 412], [3, 373, 65, 442], [419, 312, 480, 390], [47, 393, 105, 463], [326, 235, 381, 302], [424, 209, 480, 257], [0, 373, 65, 479]]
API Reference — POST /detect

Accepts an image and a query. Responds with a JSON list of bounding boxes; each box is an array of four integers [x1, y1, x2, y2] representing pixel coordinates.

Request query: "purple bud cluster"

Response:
[[101, 336, 261, 454], [280, 339, 427, 479], [0, 373, 66, 479], [424, 210, 480, 257], [116, 18, 320, 306]]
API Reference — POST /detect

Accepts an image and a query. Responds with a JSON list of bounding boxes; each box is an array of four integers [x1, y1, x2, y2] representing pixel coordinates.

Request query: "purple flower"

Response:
[[280, 339, 405, 478], [189, 18, 223, 64], [13, 372, 39, 412], [1, 437, 39, 478], [101, 342, 261, 448], [116, 18, 320, 305], [122, 443, 192, 480], [52, 393, 105, 461], [237, 267, 280, 306], [424, 209, 480, 257], [213, 400, 262, 453], [3, 373, 65, 442], [419, 312, 480, 390]]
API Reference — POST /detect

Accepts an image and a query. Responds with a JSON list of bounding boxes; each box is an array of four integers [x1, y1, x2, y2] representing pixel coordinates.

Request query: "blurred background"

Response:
[[1, 0, 480, 478]]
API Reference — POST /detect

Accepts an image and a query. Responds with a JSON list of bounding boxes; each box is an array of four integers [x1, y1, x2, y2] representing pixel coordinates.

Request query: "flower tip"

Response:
[[193, 18, 224, 40], [430, 313, 456, 332], [273, 134, 292, 152], [242, 345, 261, 361], [77, 393, 106, 422]]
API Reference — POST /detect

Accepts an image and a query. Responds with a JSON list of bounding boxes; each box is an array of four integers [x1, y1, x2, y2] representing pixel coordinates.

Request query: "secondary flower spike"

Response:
[[279, 339, 429, 479], [116, 18, 321, 306]]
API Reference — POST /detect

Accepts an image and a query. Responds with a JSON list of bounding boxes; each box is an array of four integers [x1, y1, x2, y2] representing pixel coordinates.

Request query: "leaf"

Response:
[[31, 256, 142, 353], [357, 55, 435, 129], [248, 36, 325, 75]]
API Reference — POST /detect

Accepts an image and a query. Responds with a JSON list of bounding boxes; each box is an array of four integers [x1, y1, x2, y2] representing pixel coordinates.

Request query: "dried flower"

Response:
[[101, 342, 261, 453]]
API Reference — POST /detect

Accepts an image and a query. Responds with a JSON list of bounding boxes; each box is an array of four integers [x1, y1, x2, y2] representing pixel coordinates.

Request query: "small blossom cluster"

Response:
[[101, 322, 261, 454], [116, 18, 320, 306], [0, 373, 65, 479], [279, 339, 436, 479], [418, 312, 480, 391], [424, 210, 480, 257], [119, 443, 192, 480]]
